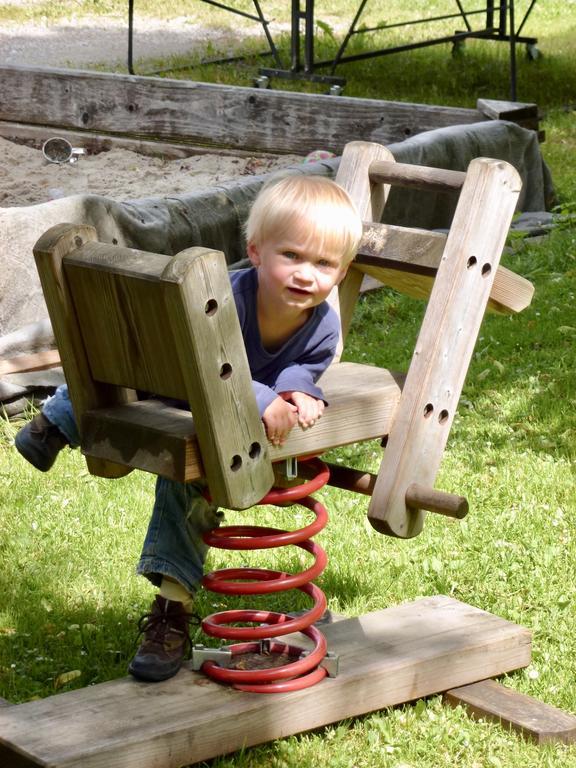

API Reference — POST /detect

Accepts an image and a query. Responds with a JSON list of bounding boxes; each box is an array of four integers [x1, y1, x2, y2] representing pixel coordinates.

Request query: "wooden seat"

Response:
[[80, 362, 405, 481], [33, 140, 532, 535]]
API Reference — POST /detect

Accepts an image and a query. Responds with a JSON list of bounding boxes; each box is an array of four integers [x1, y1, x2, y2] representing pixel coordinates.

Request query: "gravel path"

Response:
[[0, 12, 272, 71]]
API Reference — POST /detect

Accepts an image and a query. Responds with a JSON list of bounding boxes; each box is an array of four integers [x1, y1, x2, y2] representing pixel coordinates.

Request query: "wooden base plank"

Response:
[[0, 597, 531, 768], [445, 679, 576, 744]]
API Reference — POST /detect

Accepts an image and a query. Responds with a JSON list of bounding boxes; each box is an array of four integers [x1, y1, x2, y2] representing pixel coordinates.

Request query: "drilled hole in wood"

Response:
[[438, 409, 449, 424], [481, 263, 492, 277], [74, 236, 83, 248], [467, 256, 477, 269], [230, 455, 243, 472], [220, 363, 232, 380], [424, 403, 434, 418], [248, 442, 261, 460], [205, 299, 218, 316]]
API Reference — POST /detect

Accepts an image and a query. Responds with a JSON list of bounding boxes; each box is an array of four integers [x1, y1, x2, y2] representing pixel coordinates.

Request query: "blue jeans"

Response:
[[43, 385, 222, 594]]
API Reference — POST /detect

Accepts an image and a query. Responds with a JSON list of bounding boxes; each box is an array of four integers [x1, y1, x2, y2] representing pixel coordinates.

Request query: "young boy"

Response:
[[15, 174, 363, 682]]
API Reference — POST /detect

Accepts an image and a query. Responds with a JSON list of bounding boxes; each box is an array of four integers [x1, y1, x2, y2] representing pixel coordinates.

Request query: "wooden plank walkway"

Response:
[[445, 679, 576, 744], [0, 596, 531, 768]]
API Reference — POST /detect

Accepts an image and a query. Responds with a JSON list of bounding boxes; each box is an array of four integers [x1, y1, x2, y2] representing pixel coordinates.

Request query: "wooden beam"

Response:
[[161, 247, 274, 509], [476, 98, 539, 126], [0, 597, 531, 768], [0, 349, 61, 377], [333, 140, 394, 357], [0, 65, 487, 155], [0, 120, 282, 160], [369, 160, 466, 192], [445, 679, 576, 744], [356, 223, 535, 314], [33, 224, 134, 479]]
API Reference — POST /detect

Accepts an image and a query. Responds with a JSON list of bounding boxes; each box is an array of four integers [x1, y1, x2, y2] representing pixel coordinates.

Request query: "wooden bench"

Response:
[[33, 140, 532, 535]]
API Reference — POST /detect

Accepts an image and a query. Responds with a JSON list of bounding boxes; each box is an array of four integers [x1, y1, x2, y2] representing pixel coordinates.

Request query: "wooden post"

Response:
[[33, 224, 134, 478], [332, 140, 395, 357], [368, 158, 522, 538], [161, 248, 274, 509]]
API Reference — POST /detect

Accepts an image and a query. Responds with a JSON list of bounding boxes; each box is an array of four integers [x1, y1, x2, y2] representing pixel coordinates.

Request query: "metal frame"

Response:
[[127, 0, 283, 75], [260, 0, 537, 99], [126, 0, 538, 99]]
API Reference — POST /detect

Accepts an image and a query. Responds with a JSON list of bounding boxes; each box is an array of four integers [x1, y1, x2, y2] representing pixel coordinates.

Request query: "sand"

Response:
[[0, 10, 305, 208], [0, 136, 304, 208]]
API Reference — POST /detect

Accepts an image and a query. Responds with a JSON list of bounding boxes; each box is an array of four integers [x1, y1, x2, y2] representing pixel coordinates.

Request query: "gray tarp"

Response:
[[0, 120, 554, 417]]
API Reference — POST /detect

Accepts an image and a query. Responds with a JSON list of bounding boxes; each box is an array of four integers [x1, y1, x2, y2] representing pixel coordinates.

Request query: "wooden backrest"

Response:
[[33, 228, 274, 509]]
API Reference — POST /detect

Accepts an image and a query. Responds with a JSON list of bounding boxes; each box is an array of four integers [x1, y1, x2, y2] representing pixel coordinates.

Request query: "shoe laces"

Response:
[[136, 602, 200, 647]]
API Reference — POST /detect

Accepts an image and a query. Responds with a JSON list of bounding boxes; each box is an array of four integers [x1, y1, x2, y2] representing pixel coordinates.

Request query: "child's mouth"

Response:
[[287, 287, 311, 296]]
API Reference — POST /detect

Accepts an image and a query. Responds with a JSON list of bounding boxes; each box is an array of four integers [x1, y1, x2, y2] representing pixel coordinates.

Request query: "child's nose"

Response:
[[295, 262, 314, 281]]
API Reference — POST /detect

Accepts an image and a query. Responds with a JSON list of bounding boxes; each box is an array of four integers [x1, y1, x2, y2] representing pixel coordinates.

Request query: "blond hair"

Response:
[[245, 174, 363, 266]]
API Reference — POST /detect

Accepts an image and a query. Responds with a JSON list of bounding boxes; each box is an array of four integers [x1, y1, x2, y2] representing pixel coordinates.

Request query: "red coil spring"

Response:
[[200, 458, 330, 693]]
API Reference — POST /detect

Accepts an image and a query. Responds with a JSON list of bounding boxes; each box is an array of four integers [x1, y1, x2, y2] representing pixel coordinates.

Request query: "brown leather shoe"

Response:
[[15, 412, 69, 472], [128, 595, 197, 682]]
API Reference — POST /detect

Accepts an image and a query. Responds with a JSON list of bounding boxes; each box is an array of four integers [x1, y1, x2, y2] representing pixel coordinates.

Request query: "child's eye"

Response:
[[283, 251, 299, 260], [317, 258, 336, 269]]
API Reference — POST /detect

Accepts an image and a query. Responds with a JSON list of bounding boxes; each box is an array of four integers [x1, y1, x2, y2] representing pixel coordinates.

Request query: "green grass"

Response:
[[1, 0, 576, 765], [1, 228, 575, 762]]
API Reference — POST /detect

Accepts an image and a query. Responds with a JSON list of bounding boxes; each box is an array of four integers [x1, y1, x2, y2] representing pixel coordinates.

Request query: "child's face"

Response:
[[247, 232, 348, 313]]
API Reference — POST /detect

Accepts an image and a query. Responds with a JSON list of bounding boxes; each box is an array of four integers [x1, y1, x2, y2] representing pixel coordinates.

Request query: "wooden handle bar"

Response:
[[298, 462, 468, 520], [296, 461, 469, 520], [369, 160, 466, 193], [322, 463, 376, 496], [405, 483, 469, 519]]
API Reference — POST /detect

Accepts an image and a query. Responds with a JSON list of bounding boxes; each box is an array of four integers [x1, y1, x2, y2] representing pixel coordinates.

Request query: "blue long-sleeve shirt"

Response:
[[229, 268, 339, 415]]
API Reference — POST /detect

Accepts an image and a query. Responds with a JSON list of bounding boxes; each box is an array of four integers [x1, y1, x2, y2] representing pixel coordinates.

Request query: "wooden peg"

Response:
[[405, 483, 468, 519]]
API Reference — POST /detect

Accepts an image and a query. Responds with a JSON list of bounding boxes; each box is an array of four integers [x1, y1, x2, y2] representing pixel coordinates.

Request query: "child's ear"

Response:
[[247, 242, 260, 267]]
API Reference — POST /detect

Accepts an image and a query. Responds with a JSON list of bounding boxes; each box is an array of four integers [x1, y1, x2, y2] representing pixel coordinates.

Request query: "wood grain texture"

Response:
[[0, 66, 486, 154], [445, 679, 576, 744], [0, 597, 531, 768], [0, 349, 61, 376], [82, 363, 404, 482], [0, 120, 287, 160], [64, 243, 187, 399], [161, 247, 273, 508], [64, 241, 272, 508], [33, 223, 133, 479], [82, 399, 204, 482], [369, 160, 466, 192], [356, 223, 534, 314], [368, 157, 522, 538], [333, 141, 395, 357]]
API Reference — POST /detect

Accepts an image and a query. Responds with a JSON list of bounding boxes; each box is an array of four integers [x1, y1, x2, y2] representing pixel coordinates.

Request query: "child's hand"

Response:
[[263, 397, 298, 446], [280, 391, 325, 429]]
